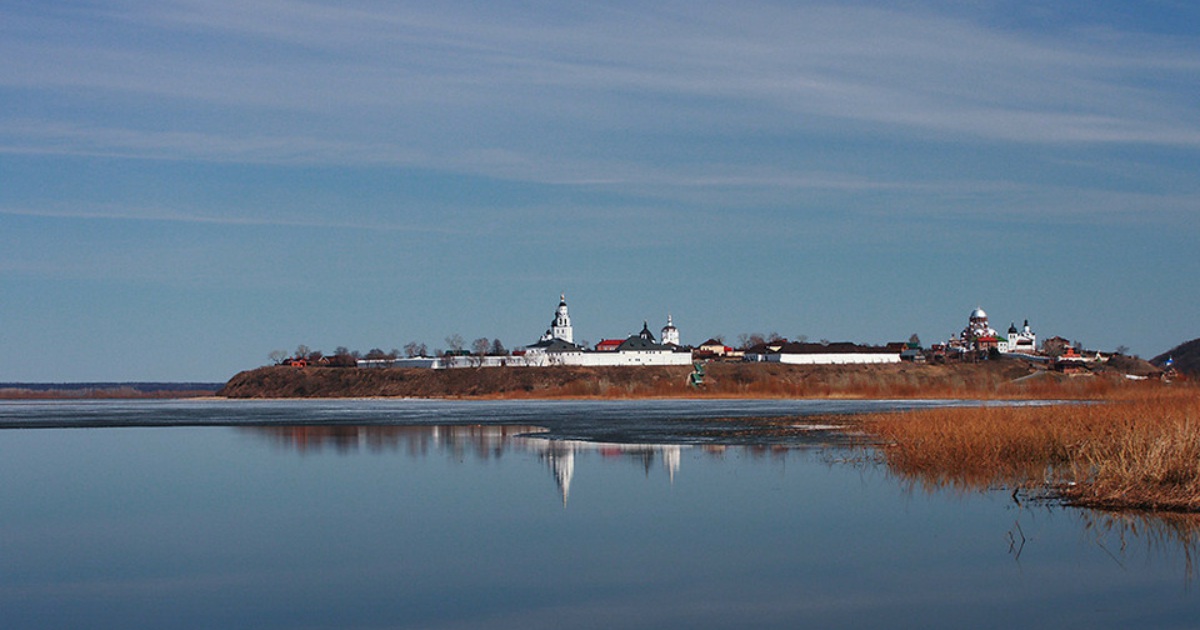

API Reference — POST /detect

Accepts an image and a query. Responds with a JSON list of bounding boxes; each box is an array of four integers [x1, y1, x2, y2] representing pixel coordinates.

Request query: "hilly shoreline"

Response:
[[218, 358, 1161, 399]]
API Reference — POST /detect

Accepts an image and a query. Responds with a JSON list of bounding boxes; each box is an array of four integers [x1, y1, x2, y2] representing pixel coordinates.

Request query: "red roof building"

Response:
[[595, 339, 624, 352]]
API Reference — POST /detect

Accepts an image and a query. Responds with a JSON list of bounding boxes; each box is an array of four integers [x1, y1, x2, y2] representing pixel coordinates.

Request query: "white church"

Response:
[[521, 294, 693, 367], [374, 293, 692, 369]]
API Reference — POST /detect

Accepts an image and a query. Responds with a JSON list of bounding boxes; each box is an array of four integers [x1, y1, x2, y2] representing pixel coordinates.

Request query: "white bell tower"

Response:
[[542, 293, 574, 343], [661, 314, 680, 346]]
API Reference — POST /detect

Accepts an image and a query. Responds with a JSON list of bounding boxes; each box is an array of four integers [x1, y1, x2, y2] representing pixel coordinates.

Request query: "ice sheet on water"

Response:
[[0, 398, 1059, 445]]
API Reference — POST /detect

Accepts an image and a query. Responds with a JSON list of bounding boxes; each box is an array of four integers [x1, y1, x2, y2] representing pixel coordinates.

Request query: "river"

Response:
[[0, 399, 1195, 629]]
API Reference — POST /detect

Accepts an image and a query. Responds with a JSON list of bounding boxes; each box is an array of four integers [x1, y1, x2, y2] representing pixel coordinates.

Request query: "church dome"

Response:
[[970, 307, 988, 320]]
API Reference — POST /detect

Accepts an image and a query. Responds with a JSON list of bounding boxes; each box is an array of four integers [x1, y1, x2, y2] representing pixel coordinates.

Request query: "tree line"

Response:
[[269, 336, 511, 366], [269, 331, 861, 366]]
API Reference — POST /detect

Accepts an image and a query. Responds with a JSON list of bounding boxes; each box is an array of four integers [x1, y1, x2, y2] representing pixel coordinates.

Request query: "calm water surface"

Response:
[[0, 399, 1196, 629]]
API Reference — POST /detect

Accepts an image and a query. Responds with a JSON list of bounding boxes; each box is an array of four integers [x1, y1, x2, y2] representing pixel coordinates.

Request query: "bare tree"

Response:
[[445, 334, 465, 354], [295, 344, 311, 360], [1115, 345, 1130, 356], [490, 339, 507, 356], [268, 350, 288, 365], [740, 333, 766, 349], [767, 331, 785, 343], [794, 334, 808, 344], [469, 338, 490, 366]]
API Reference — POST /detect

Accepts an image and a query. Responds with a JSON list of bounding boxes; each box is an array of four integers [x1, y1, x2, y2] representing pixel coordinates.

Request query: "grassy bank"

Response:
[[856, 384, 1200, 512], [219, 359, 1148, 399]]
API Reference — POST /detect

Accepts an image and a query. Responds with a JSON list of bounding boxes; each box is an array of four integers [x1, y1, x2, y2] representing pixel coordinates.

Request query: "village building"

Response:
[[1054, 346, 1087, 373], [595, 339, 624, 352], [695, 338, 736, 359]]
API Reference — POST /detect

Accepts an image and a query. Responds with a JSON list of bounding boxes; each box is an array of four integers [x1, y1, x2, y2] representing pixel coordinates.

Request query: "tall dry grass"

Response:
[[859, 385, 1200, 511]]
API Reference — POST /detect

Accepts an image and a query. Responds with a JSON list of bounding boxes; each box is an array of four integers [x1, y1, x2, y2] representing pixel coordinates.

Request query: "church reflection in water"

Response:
[[239, 424, 786, 505]]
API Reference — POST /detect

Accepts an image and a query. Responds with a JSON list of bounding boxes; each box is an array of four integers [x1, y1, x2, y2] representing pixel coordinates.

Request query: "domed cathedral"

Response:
[[661, 315, 680, 347], [964, 307, 996, 340], [539, 293, 574, 344]]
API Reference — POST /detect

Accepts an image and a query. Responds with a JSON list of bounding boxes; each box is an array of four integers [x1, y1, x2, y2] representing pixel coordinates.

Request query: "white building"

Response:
[[1001, 320, 1038, 355], [743, 341, 901, 365]]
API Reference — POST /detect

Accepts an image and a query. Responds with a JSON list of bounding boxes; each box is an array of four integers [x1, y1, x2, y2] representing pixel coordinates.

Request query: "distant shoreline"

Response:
[[0, 383, 224, 400]]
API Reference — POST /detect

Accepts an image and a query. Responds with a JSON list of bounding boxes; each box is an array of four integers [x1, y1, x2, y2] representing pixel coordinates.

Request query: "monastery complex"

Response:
[[354, 295, 1082, 371]]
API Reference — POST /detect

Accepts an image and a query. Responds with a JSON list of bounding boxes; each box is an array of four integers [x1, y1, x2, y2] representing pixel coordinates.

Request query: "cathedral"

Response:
[[961, 307, 998, 345], [956, 307, 1038, 354]]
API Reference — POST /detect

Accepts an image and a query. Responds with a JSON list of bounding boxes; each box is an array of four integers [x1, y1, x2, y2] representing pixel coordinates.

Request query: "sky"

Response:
[[2, 0, 1199, 382]]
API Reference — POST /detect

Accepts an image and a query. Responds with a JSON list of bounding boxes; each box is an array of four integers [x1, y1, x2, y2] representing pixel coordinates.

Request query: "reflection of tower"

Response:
[[546, 446, 575, 507], [662, 445, 681, 483]]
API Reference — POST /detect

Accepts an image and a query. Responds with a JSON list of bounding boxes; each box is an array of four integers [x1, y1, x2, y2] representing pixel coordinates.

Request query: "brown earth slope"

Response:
[[218, 359, 1135, 399]]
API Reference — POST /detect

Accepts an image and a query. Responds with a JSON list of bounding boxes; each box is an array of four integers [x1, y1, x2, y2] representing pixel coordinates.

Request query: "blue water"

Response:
[[0, 399, 1194, 629]]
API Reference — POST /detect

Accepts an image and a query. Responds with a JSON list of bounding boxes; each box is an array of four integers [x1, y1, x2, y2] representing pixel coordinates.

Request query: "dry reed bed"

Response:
[[857, 386, 1200, 512]]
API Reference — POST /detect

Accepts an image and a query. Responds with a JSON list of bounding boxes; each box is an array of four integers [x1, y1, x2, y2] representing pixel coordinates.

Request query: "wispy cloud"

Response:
[[3, 1, 1199, 174], [0, 202, 455, 233]]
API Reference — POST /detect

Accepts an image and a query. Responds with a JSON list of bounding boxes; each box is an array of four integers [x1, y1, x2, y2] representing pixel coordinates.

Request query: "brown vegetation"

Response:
[[857, 384, 1200, 512], [219, 359, 1145, 400]]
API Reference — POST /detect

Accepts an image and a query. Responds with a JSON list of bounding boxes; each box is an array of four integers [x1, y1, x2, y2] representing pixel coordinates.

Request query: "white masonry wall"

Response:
[[746, 352, 901, 365]]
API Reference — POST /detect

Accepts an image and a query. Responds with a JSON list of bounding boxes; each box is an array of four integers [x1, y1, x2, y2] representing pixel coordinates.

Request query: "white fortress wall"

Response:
[[757, 353, 901, 365], [367, 351, 692, 369]]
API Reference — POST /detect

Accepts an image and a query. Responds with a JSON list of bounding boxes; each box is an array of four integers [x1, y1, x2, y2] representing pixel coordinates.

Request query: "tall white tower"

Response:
[[661, 314, 680, 346], [541, 293, 574, 343]]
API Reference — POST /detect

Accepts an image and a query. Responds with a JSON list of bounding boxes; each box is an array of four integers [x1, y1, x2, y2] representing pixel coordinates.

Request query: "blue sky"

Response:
[[2, 0, 1198, 381]]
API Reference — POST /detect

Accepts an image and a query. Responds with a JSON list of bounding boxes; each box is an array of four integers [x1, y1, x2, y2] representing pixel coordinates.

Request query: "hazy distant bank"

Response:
[[0, 383, 224, 400]]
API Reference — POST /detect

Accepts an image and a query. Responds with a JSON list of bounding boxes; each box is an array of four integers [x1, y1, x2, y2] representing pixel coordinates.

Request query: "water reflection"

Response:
[[877, 444, 1200, 584], [241, 425, 794, 506], [1077, 510, 1200, 583]]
